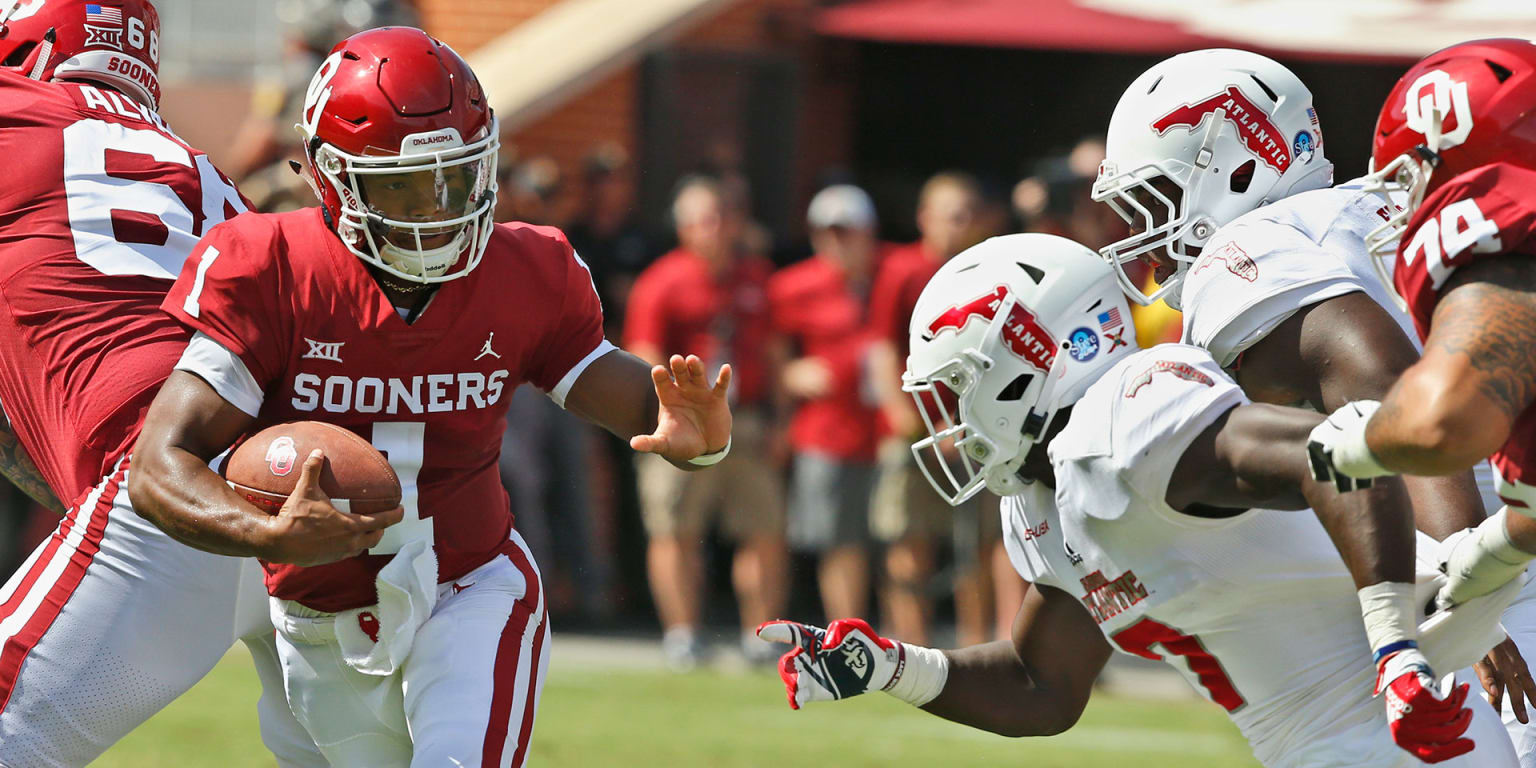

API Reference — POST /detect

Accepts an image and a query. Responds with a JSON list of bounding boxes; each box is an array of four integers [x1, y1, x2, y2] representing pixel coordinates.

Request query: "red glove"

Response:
[[1376, 649, 1475, 763]]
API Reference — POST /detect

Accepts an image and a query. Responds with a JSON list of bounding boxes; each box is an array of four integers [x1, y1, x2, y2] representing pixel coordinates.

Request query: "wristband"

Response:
[[687, 436, 731, 467], [883, 642, 949, 707], [1358, 581, 1420, 663]]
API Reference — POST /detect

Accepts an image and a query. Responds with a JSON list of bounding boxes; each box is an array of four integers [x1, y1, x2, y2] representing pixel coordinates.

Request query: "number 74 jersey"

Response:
[[162, 207, 611, 613], [1001, 345, 1394, 766], [0, 72, 246, 502]]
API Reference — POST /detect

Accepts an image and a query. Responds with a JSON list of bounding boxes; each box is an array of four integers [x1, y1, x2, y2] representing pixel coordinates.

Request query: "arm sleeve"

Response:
[[526, 246, 613, 404], [1181, 231, 1364, 367], [173, 332, 266, 417], [162, 218, 291, 389]]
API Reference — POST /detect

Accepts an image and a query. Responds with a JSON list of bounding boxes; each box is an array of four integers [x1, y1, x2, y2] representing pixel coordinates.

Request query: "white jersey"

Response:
[[1179, 181, 1415, 368], [1002, 345, 1453, 767]]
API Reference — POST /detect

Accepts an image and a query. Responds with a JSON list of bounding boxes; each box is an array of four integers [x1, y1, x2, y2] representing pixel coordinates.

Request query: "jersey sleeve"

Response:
[[1396, 164, 1536, 336], [1052, 346, 1247, 522], [526, 245, 614, 406], [1181, 224, 1364, 367], [867, 257, 914, 347], [162, 216, 292, 390]]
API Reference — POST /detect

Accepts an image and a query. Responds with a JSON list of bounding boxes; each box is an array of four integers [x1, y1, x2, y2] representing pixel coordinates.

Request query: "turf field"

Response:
[[98, 644, 1260, 767]]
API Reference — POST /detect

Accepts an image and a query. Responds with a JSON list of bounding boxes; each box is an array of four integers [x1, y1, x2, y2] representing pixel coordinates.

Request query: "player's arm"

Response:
[[757, 582, 1111, 738], [1238, 291, 1486, 538], [0, 419, 62, 513], [128, 371, 400, 565], [562, 347, 732, 469], [1367, 257, 1536, 475]]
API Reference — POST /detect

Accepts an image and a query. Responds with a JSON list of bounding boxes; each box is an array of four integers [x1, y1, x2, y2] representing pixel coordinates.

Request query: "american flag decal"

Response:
[[1098, 307, 1123, 331], [85, 4, 122, 25]]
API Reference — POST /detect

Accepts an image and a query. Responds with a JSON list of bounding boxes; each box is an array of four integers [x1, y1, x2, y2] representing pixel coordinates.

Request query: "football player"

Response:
[[760, 234, 1518, 767], [1089, 47, 1536, 752], [0, 1, 335, 764], [1307, 37, 1536, 672], [128, 27, 732, 765]]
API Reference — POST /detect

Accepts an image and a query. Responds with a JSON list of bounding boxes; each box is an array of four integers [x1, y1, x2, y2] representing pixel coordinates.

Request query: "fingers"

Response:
[[756, 620, 800, 646], [630, 433, 667, 455], [670, 355, 691, 387], [713, 363, 733, 397], [293, 449, 329, 498], [1476, 658, 1505, 712], [353, 505, 405, 530]]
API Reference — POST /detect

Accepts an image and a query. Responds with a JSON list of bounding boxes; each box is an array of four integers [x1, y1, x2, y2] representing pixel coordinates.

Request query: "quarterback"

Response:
[[1090, 46, 1536, 756], [1309, 37, 1536, 684], [0, 1, 329, 765], [760, 234, 1517, 767], [129, 27, 730, 766]]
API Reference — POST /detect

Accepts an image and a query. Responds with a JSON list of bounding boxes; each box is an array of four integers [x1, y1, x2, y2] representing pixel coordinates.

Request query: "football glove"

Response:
[[1306, 400, 1392, 492], [1375, 648, 1475, 764], [1436, 510, 1535, 611], [756, 618, 947, 710]]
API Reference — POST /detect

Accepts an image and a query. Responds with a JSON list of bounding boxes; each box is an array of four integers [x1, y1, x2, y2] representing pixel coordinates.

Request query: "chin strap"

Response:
[[26, 28, 54, 80]]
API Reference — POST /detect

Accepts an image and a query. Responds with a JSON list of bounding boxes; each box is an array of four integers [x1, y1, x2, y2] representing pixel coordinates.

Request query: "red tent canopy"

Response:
[[815, 0, 1536, 63]]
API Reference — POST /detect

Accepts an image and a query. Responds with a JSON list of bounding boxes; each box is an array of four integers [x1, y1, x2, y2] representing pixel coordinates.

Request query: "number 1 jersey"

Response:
[[163, 208, 610, 612], [0, 72, 245, 502]]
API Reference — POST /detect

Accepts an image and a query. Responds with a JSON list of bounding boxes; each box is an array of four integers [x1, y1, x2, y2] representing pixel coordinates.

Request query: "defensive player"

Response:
[[759, 234, 1517, 767], [1307, 37, 1536, 676], [0, 2, 336, 764], [129, 27, 732, 766], [1090, 47, 1536, 749]]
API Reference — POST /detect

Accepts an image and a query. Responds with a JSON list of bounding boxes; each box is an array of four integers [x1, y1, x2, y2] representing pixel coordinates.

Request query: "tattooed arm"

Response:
[[0, 419, 62, 514], [1365, 255, 1536, 475]]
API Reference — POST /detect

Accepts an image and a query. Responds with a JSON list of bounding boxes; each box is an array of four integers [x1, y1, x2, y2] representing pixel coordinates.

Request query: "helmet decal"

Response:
[[300, 50, 343, 139], [1151, 85, 1292, 173], [1403, 69, 1474, 150], [924, 285, 1057, 373]]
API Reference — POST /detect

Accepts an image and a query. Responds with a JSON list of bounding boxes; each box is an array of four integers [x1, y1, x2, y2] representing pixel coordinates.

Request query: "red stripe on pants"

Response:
[[0, 468, 122, 712], [482, 539, 544, 766]]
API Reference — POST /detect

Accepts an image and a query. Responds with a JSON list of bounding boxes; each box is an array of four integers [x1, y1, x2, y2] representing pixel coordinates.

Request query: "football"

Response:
[[224, 421, 401, 515]]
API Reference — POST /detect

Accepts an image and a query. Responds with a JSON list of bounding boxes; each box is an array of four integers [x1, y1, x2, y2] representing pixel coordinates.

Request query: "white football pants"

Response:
[[0, 458, 324, 767], [270, 529, 549, 767]]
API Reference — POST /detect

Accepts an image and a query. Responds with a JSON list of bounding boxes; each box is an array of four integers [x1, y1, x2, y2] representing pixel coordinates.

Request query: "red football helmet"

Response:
[[297, 26, 498, 285], [0, 0, 161, 109], [1362, 38, 1536, 262]]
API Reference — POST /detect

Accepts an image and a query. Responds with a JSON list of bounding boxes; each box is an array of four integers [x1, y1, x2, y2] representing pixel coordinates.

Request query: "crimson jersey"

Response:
[[0, 72, 246, 503], [1395, 163, 1536, 509], [163, 209, 607, 612]]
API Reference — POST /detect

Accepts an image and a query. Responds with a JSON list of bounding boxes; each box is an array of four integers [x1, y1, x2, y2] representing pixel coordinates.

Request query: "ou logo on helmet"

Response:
[[1404, 69, 1473, 150], [300, 50, 345, 138]]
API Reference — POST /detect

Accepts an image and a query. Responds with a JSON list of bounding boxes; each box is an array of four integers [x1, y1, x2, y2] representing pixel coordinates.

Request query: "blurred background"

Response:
[[11, 3, 1536, 763]]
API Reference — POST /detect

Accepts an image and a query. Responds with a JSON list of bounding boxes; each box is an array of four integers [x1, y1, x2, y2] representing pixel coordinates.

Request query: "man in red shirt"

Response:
[[768, 185, 881, 623], [867, 172, 990, 645], [625, 177, 787, 669]]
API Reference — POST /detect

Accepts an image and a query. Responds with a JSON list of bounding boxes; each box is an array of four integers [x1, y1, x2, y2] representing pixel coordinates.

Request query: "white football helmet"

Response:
[[1092, 49, 1334, 308], [903, 233, 1139, 505]]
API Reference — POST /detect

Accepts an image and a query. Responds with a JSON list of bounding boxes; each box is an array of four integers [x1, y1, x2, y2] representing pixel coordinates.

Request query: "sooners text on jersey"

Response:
[[163, 209, 606, 611], [1394, 163, 1536, 509], [0, 72, 245, 503]]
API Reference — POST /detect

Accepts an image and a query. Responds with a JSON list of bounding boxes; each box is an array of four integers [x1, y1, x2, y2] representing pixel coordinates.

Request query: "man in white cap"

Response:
[[768, 185, 882, 627]]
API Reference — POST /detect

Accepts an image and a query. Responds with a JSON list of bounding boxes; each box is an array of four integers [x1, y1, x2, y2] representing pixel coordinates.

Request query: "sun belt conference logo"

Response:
[[1404, 69, 1473, 150], [265, 435, 299, 477]]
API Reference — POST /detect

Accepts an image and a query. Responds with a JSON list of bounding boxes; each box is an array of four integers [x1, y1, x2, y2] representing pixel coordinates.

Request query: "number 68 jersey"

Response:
[[1001, 345, 1387, 766], [0, 72, 246, 503], [163, 208, 612, 613]]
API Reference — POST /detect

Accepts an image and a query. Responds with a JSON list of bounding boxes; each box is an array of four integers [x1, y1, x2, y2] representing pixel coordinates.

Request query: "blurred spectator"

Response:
[[497, 155, 565, 226], [766, 185, 881, 623], [625, 177, 787, 670], [866, 171, 986, 646], [566, 144, 653, 340], [226, 0, 417, 211]]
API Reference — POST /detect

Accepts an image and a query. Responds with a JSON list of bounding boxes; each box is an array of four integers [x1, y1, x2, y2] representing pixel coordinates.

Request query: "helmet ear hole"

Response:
[[997, 374, 1034, 402], [1229, 159, 1256, 194], [2, 41, 34, 67]]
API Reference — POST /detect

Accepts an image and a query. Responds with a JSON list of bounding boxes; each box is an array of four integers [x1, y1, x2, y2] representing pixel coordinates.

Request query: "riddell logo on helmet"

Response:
[[1152, 85, 1292, 173], [925, 285, 1057, 372]]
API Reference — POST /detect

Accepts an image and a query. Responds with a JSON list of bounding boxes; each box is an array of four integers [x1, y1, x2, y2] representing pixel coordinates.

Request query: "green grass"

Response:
[[97, 649, 1259, 767]]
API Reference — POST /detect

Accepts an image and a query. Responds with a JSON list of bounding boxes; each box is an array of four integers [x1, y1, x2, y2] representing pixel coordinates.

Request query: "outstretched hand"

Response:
[[630, 354, 733, 463]]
